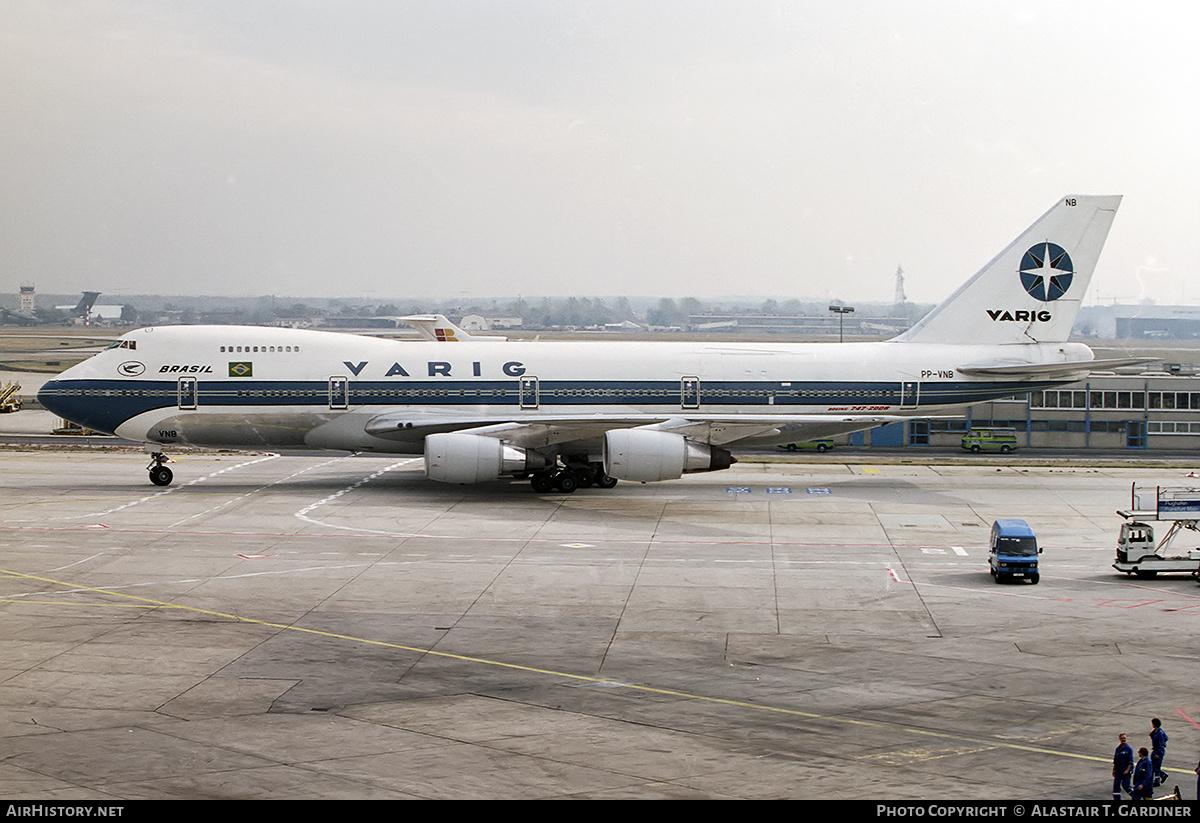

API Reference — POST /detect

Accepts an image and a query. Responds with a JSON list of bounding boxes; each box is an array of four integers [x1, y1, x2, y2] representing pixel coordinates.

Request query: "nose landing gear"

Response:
[[147, 451, 174, 486]]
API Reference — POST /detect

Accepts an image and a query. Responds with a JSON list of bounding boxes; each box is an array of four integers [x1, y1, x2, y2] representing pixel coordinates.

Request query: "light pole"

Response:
[[828, 302, 855, 343]]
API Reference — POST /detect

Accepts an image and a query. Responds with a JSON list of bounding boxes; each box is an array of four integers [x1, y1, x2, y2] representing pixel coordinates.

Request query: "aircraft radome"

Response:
[[40, 195, 1141, 493]]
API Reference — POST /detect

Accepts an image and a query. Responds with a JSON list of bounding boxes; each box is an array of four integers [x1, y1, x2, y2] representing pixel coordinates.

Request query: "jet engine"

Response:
[[602, 429, 734, 483], [424, 432, 547, 484]]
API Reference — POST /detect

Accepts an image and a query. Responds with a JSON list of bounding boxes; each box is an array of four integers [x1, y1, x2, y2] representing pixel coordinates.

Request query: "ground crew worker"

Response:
[[1150, 717, 1168, 786], [1133, 748, 1154, 801], [1113, 733, 1134, 800]]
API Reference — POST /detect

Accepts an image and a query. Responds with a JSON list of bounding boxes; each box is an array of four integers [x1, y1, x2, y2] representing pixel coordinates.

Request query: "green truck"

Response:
[[962, 427, 1018, 454]]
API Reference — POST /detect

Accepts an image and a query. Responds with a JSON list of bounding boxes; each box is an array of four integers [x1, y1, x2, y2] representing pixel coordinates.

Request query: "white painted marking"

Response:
[[167, 455, 346, 528], [12, 454, 283, 523], [294, 458, 430, 535]]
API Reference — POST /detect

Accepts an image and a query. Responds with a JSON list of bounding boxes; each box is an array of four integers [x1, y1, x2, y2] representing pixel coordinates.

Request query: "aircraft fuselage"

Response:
[[40, 324, 1085, 453]]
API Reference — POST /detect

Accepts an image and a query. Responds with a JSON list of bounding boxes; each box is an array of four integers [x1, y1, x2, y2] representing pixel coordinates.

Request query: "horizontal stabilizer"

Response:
[[956, 357, 1156, 378]]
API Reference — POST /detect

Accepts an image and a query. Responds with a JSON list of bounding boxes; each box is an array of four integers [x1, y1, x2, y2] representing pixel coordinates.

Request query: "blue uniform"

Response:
[[1113, 743, 1134, 800], [1133, 757, 1154, 800], [1151, 726, 1168, 783]]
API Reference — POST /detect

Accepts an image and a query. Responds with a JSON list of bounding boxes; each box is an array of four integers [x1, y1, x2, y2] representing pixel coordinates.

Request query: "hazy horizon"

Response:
[[4, 2, 1198, 305]]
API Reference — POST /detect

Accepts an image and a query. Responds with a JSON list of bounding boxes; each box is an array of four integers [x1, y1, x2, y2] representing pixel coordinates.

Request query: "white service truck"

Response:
[[1113, 484, 1200, 579]]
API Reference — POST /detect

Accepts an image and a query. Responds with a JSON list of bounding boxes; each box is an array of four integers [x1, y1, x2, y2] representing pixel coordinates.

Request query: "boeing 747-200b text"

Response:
[[40, 195, 1139, 492]]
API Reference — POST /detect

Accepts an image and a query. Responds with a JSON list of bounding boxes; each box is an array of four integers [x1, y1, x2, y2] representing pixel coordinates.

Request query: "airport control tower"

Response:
[[892, 266, 906, 316], [19, 284, 34, 314]]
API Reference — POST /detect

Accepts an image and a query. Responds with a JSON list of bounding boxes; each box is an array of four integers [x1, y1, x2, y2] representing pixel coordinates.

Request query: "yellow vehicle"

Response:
[[961, 427, 1018, 454], [0, 381, 21, 413]]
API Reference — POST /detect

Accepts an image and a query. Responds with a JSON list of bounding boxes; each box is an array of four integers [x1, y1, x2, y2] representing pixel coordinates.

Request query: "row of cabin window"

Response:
[[218, 345, 300, 353]]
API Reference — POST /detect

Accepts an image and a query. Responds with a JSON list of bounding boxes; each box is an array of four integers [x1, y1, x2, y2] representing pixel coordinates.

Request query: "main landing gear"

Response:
[[147, 451, 174, 486], [529, 462, 617, 494]]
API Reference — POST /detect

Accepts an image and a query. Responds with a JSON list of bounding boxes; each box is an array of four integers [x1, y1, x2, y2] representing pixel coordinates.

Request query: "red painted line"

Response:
[[1174, 708, 1200, 732], [1097, 599, 1167, 609]]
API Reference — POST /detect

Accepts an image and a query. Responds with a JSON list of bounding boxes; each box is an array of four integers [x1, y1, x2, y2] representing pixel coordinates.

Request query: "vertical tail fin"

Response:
[[399, 314, 507, 342], [400, 314, 475, 342], [73, 292, 100, 316], [894, 195, 1121, 345]]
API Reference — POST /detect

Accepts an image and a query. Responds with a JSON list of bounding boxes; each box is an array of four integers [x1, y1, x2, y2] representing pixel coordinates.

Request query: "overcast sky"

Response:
[[2, 1, 1198, 305]]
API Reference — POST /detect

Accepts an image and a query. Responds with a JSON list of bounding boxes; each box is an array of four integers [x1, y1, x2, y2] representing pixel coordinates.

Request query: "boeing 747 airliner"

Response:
[[39, 195, 1137, 492]]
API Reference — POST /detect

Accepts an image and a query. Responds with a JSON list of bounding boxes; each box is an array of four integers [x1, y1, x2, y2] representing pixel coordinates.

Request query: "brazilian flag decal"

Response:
[[228, 362, 253, 377]]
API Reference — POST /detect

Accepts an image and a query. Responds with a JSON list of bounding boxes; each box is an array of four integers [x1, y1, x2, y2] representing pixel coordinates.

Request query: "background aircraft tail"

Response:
[[400, 314, 506, 342], [893, 195, 1121, 346], [72, 291, 100, 317]]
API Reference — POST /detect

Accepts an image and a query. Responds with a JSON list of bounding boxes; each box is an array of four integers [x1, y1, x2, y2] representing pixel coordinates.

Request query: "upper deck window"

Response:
[[219, 344, 300, 353]]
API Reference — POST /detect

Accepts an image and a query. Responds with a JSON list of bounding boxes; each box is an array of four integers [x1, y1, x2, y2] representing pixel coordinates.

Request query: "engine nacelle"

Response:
[[602, 429, 735, 483], [424, 433, 546, 484]]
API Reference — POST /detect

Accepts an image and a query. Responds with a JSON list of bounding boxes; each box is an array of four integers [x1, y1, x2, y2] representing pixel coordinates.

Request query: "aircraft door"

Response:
[[178, 377, 197, 410], [681, 377, 700, 409], [329, 376, 349, 410], [519, 376, 539, 409], [900, 381, 920, 409]]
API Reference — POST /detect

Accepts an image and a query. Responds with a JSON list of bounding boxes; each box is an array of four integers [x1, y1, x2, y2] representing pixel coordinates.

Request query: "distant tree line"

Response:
[[69, 293, 928, 329]]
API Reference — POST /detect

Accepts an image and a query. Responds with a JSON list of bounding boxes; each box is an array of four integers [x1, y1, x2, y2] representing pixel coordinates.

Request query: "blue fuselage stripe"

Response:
[[39, 377, 1058, 435]]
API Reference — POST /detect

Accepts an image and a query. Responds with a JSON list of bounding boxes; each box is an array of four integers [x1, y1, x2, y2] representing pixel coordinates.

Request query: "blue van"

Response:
[[989, 519, 1041, 584]]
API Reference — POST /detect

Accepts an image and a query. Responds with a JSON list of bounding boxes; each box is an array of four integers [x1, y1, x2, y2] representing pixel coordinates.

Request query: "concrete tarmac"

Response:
[[1, 439, 1198, 799]]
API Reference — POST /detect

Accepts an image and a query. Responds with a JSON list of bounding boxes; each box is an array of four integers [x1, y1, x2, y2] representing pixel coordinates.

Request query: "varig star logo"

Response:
[[1019, 242, 1074, 302], [228, 361, 253, 377]]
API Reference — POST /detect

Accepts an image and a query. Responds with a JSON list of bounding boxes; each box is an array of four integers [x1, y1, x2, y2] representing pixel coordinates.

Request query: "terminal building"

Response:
[[1080, 304, 1200, 340], [852, 370, 1200, 451]]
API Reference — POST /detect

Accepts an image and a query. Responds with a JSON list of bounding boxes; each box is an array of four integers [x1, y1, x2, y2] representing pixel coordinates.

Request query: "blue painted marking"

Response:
[[806, 488, 831, 495], [726, 487, 752, 494]]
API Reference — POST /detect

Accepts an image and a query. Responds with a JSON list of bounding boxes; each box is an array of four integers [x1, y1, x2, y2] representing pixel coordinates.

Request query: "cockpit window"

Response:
[[105, 340, 137, 350]]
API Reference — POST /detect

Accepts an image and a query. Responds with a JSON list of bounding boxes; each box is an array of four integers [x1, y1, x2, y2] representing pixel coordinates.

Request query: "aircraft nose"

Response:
[[38, 377, 78, 423], [37, 375, 120, 436]]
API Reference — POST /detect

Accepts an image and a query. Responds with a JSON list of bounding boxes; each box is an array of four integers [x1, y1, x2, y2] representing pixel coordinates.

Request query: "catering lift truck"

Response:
[[0, 381, 20, 413], [1114, 484, 1200, 580]]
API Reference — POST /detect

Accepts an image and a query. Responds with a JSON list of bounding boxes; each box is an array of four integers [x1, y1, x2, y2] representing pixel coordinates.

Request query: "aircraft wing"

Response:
[[956, 357, 1156, 378], [363, 410, 912, 449]]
